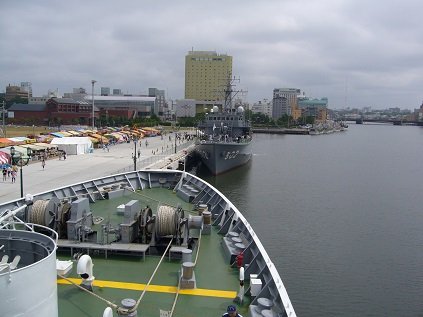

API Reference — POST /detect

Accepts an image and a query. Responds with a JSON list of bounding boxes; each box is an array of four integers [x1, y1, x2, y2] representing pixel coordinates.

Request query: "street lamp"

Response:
[[132, 137, 138, 171], [91, 80, 96, 130], [10, 146, 33, 198]]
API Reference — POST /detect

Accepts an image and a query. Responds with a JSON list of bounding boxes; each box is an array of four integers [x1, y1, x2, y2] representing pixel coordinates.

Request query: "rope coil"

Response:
[[30, 200, 49, 226], [156, 205, 178, 236]]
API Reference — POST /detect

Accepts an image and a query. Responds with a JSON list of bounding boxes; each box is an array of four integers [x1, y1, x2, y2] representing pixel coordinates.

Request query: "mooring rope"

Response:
[[57, 273, 119, 310], [57, 238, 174, 315], [120, 237, 174, 315]]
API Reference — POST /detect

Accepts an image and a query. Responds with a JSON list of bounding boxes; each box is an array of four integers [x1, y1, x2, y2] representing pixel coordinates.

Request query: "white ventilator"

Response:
[[234, 266, 245, 304], [77, 254, 95, 291], [103, 307, 113, 317]]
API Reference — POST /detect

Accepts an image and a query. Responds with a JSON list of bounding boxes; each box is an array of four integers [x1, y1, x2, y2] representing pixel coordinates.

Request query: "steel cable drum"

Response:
[[156, 205, 178, 237]]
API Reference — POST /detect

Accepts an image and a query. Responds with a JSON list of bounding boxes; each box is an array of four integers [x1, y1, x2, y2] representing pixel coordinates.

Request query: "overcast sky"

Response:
[[1, 0, 422, 109]]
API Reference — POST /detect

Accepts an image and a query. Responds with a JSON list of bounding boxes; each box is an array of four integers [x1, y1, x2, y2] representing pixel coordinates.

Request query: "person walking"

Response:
[[11, 170, 16, 183], [42, 158, 45, 170], [2, 167, 7, 181]]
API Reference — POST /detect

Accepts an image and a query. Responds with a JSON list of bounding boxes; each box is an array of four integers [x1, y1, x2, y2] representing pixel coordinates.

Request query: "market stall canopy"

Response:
[[8, 137, 31, 142], [0, 151, 11, 164], [20, 144, 46, 151], [89, 133, 109, 143], [50, 132, 65, 138], [50, 137, 93, 155], [0, 138, 14, 147], [34, 143, 58, 149], [67, 131, 81, 136], [88, 137, 99, 144], [36, 135, 53, 142]]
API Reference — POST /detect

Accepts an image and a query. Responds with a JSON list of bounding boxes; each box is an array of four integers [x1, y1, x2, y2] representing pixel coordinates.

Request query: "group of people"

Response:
[[58, 150, 67, 160], [2, 165, 18, 183]]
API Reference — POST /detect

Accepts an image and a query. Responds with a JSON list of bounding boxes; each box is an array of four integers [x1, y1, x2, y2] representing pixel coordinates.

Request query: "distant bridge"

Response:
[[345, 118, 423, 126]]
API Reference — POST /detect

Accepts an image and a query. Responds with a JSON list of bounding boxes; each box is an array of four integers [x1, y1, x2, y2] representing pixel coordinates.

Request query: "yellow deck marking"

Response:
[[57, 278, 236, 299]]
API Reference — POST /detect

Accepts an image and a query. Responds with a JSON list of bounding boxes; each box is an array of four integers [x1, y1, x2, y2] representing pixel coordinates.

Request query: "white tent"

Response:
[[50, 137, 93, 155]]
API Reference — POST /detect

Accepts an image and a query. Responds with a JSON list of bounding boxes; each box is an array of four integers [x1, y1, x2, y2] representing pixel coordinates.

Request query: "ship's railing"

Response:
[[197, 136, 251, 144], [187, 173, 297, 317]]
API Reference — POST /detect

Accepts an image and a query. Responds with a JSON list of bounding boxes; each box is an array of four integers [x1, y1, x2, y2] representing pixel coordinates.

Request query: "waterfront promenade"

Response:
[[0, 132, 194, 203]]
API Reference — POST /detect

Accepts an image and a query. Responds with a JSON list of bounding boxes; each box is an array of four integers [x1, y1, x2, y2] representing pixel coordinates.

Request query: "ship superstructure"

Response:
[[196, 77, 252, 175]]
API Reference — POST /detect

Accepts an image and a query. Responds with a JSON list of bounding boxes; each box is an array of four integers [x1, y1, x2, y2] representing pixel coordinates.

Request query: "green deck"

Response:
[[57, 188, 249, 317]]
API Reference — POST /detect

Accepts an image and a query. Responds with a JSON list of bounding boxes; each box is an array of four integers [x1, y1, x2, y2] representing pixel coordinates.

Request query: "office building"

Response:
[[298, 97, 328, 121], [20, 82, 32, 98], [5, 84, 29, 102], [251, 99, 272, 117], [185, 50, 232, 102], [101, 87, 111, 96], [272, 88, 301, 119]]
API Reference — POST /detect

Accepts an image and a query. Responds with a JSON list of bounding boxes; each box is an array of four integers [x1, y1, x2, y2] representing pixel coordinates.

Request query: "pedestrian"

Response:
[[11, 170, 16, 183], [222, 305, 243, 317], [2, 168, 7, 181], [42, 159, 45, 170], [63, 151, 67, 160], [137, 149, 140, 159]]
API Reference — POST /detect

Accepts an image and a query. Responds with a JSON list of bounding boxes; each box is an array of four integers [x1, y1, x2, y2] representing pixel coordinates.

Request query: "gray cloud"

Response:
[[1, 0, 422, 109]]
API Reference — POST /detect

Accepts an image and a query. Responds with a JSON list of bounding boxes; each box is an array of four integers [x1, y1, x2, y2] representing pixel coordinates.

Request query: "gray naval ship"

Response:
[[196, 79, 252, 175]]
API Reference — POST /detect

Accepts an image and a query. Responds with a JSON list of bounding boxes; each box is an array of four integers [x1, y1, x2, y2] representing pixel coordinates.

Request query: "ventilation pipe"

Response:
[[77, 254, 95, 291]]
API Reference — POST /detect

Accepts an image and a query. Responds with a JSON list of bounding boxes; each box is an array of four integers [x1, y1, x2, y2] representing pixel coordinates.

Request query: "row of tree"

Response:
[[246, 110, 314, 127]]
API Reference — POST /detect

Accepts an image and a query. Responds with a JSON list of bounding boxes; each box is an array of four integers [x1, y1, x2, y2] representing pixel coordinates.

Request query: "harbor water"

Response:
[[197, 124, 423, 317]]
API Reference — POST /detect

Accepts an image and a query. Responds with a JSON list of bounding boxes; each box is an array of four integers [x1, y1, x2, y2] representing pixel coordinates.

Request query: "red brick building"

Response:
[[7, 97, 149, 126], [46, 98, 99, 125], [7, 104, 48, 124]]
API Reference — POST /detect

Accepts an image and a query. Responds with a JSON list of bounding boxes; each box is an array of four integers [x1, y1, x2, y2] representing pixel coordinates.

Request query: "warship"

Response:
[[0, 169, 296, 317], [196, 78, 252, 175]]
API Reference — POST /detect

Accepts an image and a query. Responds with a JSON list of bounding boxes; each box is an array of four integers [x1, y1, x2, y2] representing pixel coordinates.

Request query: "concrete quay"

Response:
[[0, 132, 195, 204], [253, 128, 309, 135]]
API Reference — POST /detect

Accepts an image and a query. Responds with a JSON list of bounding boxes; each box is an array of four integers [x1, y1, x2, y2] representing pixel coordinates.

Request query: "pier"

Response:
[[0, 132, 194, 203], [253, 128, 309, 135]]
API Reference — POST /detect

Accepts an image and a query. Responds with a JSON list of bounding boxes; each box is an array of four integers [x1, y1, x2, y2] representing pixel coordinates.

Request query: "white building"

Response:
[[251, 99, 272, 117]]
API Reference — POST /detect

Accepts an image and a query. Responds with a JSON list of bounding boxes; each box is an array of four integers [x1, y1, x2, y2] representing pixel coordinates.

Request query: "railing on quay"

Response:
[[109, 140, 195, 175]]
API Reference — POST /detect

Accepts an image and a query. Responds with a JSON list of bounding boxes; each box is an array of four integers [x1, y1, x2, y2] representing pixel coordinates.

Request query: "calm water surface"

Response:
[[198, 124, 423, 317]]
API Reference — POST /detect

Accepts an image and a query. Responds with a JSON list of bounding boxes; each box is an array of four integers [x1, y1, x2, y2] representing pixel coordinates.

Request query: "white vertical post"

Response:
[[91, 80, 96, 130]]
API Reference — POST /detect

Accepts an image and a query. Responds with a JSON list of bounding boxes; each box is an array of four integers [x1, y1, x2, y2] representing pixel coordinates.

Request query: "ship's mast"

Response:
[[222, 75, 246, 111]]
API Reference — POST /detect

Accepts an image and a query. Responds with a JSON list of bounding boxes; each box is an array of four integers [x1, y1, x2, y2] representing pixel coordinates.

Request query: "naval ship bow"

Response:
[[196, 77, 253, 175]]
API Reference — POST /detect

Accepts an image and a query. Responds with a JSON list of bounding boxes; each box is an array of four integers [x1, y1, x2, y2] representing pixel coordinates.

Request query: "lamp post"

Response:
[[10, 146, 33, 198], [1, 100, 5, 137], [91, 80, 96, 130], [174, 132, 177, 154], [132, 137, 138, 171]]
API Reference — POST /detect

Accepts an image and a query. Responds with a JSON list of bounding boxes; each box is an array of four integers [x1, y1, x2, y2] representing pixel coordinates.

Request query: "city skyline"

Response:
[[1, 0, 423, 110]]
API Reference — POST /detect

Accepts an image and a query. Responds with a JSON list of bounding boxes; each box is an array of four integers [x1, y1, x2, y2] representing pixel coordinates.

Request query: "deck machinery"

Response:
[[0, 170, 296, 317]]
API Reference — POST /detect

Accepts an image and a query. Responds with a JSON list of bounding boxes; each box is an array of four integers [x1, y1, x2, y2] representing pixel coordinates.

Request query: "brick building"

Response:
[[7, 104, 48, 124], [46, 98, 98, 125]]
